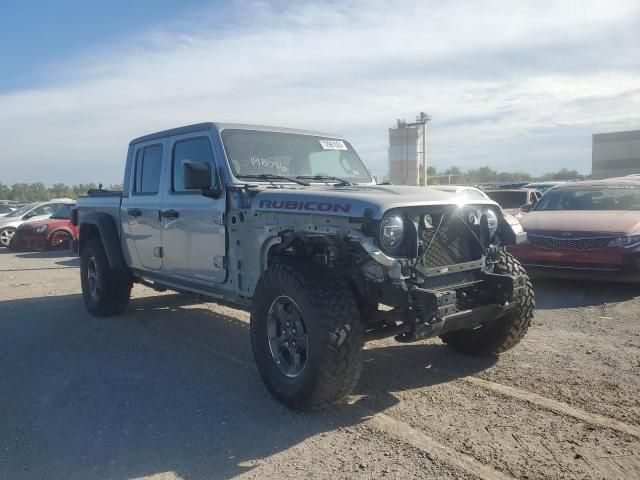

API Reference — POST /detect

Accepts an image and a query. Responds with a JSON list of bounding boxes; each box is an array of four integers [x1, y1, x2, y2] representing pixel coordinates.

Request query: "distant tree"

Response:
[[72, 183, 99, 198], [511, 171, 533, 182], [496, 171, 512, 182], [539, 168, 585, 181], [10, 183, 31, 202], [444, 166, 462, 176], [49, 183, 75, 199], [0, 182, 11, 200], [476, 166, 498, 183], [29, 182, 49, 202]]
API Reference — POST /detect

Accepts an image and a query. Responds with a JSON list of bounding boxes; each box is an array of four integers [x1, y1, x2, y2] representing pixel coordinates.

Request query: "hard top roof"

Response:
[[484, 188, 535, 193], [553, 177, 640, 188], [130, 122, 344, 145]]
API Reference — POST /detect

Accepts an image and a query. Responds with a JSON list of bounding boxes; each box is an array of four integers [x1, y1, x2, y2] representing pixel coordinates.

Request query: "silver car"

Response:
[[429, 185, 490, 200], [0, 199, 74, 247]]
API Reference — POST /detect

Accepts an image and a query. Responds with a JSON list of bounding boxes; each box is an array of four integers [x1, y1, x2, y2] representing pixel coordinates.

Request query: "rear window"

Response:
[[485, 191, 528, 209], [535, 185, 640, 211], [134, 144, 163, 194], [51, 204, 73, 220]]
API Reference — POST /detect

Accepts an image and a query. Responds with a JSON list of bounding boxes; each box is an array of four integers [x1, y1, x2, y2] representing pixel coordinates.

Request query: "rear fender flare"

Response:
[[79, 213, 125, 269]]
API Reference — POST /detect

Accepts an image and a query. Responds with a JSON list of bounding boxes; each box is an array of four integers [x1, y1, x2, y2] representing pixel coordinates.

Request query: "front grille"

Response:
[[528, 235, 611, 250], [421, 215, 478, 269]]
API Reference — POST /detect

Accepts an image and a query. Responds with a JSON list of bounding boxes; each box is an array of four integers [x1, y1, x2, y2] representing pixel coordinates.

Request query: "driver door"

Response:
[[161, 133, 227, 285]]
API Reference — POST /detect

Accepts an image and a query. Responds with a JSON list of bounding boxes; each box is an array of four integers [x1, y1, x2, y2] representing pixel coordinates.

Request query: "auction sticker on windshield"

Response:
[[319, 139, 347, 150]]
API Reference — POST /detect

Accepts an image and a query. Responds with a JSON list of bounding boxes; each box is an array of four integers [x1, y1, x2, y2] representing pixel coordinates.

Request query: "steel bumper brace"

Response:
[[393, 271, 527, 342]]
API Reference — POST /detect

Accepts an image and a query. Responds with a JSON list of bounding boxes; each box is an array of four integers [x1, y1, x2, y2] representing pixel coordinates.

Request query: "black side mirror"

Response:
[[183, 161, 222, 199], [22, 213, 35, 220], [519, 204, 532, 213]]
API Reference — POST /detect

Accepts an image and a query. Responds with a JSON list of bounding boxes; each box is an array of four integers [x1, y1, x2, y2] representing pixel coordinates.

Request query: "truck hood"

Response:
[[521, 210, 640, 235], [251, 184, 498, 219]]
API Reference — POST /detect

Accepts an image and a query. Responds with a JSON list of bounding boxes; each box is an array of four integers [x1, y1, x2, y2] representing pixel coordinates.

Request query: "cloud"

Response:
[[0, 0, 638, 184]]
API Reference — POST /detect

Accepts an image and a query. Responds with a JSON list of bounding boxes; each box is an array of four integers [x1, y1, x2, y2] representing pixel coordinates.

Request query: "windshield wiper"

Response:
[[296, 175, 353, 186], [236, 173, 310, 186]]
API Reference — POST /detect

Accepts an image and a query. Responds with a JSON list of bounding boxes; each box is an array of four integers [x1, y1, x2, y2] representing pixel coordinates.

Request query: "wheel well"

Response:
[[266, 233, 336, 265], [265, 232, 369, 307], [48, 228, 73, 238], [79, 224, 101, 255]]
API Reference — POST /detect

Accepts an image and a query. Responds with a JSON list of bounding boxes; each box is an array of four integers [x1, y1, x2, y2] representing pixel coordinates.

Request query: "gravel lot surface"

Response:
[[1, 249, 638, 480]]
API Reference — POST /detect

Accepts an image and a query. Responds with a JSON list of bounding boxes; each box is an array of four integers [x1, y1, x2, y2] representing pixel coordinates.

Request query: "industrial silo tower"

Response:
[[388, 112, 430, 186]]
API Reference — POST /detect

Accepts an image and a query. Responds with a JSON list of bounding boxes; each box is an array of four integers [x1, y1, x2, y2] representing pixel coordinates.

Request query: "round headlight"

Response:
[[380, 214, 405, 251], [484, 209, 498, 237], [36, 224, 48, 234]]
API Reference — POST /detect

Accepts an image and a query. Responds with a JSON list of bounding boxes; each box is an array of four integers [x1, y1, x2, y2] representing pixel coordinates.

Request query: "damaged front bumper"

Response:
[[364, 270, 528, 342]]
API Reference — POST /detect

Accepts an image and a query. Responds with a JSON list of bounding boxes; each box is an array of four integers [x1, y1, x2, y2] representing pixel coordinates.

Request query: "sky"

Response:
[[0, 0, 638, 185]]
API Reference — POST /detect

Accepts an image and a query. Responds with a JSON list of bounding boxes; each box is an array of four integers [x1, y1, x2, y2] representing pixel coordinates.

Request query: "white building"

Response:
[[388, 113, 429, 186], [592, 130, 640, 179]]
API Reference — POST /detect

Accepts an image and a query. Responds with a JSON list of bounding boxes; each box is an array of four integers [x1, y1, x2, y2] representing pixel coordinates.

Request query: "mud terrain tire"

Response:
[[80, 238, 133, 317], [440, 250, 534, 356], [250, 257, 364, 409]]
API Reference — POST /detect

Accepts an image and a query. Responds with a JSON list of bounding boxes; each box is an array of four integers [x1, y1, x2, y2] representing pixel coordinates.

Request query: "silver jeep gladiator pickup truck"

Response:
[[74, 122, 533, 409]]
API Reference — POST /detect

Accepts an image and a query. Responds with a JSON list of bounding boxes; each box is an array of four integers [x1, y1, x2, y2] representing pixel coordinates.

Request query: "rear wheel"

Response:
[[0, 227, 15, 248], [440, 250, 534, 355], [80, 238, 133, 316], [251, 257, 364, 409], [47, 230, 72, 250]]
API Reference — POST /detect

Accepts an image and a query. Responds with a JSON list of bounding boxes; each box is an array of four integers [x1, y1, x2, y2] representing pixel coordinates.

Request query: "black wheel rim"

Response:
[[267, 295, 308, 378], [51, 231, 70, 247], [87, 257, 101, 300]]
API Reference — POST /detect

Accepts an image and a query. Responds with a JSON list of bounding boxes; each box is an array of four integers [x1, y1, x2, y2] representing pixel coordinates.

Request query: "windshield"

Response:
[[221, 129, 373, 184], [535, 184, 640, 211], [485, 191, 528, 209], [5, 204, 35, 218], [51, 204, 73, 219]]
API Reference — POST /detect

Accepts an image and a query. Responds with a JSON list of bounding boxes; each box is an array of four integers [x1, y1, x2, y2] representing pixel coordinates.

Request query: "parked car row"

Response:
[[0, 199, 77, 250], [483, 188, 542, 216], [0, 200, 31, 217], [508, 177, 640, 282], [433, 177, 639, 282]]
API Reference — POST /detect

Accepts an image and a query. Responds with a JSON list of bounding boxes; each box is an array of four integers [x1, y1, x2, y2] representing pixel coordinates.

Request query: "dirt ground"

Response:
[[0, 249, 638, 480]]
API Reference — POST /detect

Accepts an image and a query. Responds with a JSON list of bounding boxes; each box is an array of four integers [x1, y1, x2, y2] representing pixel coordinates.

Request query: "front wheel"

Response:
[[440, 250, 535, 356], [0, 227, 15, 248], [250, 257, 364, 409], [80, 238, 133, 316]]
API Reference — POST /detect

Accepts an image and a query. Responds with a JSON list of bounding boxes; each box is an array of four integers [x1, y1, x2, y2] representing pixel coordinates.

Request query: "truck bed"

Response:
[[76, 194, 122, 226]]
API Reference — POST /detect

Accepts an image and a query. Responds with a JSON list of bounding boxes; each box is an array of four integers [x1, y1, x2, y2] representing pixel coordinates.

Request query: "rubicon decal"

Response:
[[259, 199, 352, 213]]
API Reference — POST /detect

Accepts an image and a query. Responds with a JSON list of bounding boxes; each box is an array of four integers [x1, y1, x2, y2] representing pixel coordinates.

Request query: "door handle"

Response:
[[160, 209, 180, 220], [127, 208, 142, 217]]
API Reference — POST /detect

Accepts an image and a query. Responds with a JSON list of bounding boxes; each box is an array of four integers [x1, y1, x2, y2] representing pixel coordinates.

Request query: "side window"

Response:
[[30, 204, 57, 216], [133, 144, 163, 194], [172, 137, 216, 193]]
